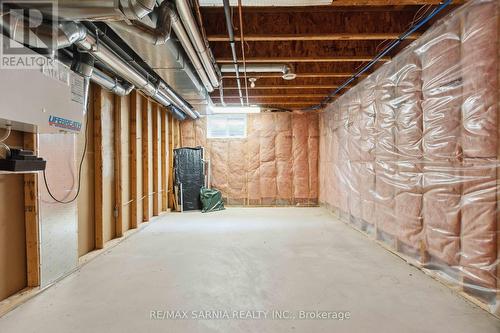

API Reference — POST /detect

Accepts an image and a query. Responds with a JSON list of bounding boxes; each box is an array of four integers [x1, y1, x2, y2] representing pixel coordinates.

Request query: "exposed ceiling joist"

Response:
[[217, 56, 390, 63], [222, 72, 366, 79], [214, 94, 327, 98], [330, 0, 463, 5], [222, 85, 345, 89], [217, 102, 321, 106], [208, 32, 422, 42]]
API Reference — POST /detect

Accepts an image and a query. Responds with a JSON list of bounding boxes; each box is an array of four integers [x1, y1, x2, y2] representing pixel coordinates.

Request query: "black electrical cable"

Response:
[[43, 94, 90, 204]]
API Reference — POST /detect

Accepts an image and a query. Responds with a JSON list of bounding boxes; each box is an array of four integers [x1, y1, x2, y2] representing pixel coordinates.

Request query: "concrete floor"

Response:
[[0, 207, 499, 333]]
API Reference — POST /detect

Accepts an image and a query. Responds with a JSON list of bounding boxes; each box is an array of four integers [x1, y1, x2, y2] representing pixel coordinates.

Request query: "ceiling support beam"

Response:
[[223, 85, 346, 89], [208, 32, 422, 42], [213, 94, 327, 98], [217, 56, 390, 63], [222, 72, 367, 79], [330, 0, 463, 5]]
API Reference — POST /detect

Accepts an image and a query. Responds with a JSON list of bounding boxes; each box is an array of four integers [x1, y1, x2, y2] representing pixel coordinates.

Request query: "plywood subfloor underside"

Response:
[[0, 208, 498, 332]]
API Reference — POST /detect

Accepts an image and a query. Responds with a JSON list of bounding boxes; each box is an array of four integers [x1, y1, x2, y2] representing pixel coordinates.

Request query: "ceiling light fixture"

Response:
[[211, 106, 261, 114], [249, 77, 257, 88]]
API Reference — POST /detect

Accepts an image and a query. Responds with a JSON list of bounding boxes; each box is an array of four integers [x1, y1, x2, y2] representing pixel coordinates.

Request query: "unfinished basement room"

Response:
[[0, 0, 500, 332]]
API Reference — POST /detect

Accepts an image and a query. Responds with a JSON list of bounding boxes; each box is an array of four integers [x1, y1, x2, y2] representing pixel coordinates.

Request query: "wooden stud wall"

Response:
[[1, 83, 178, 309], [23, 133, 39, 288], [93, 86, 104, 250], [141, 96, 150, 222], [168, 115, 175, 209], [114, 95, 123, 238], [129, 91, 138, 229], [161, 110, 168, 211], [152, 104, 159, 217]]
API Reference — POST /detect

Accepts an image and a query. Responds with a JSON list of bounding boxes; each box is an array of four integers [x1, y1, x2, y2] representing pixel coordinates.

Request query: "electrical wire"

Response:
[[0, 124, 12, 159], [300, 0, 453, 112], [238, 0, 250, 106], [43, 94, 90, 204]]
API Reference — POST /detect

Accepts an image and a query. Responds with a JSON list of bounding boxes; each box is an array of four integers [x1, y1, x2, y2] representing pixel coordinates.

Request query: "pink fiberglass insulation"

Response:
[[318, 113, 328, 203], [180, 121, 196, 147], [360, 162, 376, 225], [394, 48, 423, 161], [395, 162, 423, 249], [180, 112, 318, 206], [308, 113, 320, 202], [228, 140, 246, 202], [460, 159, 497, 288], [394, 48, 424, 249], [318, 0, 499, 299], [292, 113, 310, 203], [209, 140, 229, 197], [194, 120, 207, 148], [374, 64, 397, 162], [422, 162, 462, 266], [259, 113, 277, 204], [349, 161, 362, 220], [419, 16, 462, 161], [358, 78, 377, 162], [461, 1, 498, 158], [246, 115, 261, 203], [346, 91, 362, 162], [276, 113, 293, 203], [375, 160, 397, 237]]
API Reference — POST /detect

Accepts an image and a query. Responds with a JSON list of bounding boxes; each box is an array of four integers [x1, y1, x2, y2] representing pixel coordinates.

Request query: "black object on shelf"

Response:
[[174, 147, 204, 211], [0, 149, 47, 172]]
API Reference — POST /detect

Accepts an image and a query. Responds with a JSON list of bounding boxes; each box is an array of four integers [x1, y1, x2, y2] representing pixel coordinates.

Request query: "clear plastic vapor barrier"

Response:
[[319, 0, 500, 314]]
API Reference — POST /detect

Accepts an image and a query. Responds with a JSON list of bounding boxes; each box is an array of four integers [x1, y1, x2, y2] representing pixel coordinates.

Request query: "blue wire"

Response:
[[304, 0, 454, 111]]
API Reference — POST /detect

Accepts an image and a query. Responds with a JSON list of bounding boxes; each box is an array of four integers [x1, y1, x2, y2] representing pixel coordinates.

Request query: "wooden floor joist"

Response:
[[217, 56, 391, 63], [223, 85, 345, 90], [214, 94, 327, 99], [208, 32, 422, 42], [329, 0, 463, 5], [222, 72, 366, 79]]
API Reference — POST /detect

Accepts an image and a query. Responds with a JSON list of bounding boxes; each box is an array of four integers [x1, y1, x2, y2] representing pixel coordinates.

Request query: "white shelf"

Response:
[[0, 170, 41, 175]]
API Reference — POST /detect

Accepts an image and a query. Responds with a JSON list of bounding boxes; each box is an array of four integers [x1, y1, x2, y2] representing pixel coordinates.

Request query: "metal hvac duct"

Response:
[[91, 68, 135, 96], [75, 31, 200, 119], [175, 0, 220, 88], [0, 14, 199, 119], [2, 0, 156, 21], [108, 2, 214, 93], [220, 64, 297, 80]]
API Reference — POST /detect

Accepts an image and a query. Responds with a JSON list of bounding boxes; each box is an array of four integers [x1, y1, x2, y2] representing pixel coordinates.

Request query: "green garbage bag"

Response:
[[200, 187, 225, 213]]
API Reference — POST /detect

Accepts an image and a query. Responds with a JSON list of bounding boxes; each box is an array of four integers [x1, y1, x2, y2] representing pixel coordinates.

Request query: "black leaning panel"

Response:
[[174, 147, 204, 211]]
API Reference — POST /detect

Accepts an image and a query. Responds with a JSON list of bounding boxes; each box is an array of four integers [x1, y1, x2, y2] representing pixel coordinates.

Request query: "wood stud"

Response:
[[129, 91, 138, 229], [141, 95, 150, 222]]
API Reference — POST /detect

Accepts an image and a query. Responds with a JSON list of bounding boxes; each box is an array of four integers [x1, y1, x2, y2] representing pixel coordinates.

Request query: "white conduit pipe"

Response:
[[175, 0, 220, 88]]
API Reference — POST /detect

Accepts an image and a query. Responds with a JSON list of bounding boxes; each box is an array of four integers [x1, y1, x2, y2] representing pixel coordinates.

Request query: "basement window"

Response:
[[207, 114, 247, 139]]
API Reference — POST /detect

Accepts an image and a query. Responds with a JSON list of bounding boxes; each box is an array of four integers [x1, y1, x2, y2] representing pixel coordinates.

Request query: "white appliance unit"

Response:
[[0, 39, 86, 134]]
